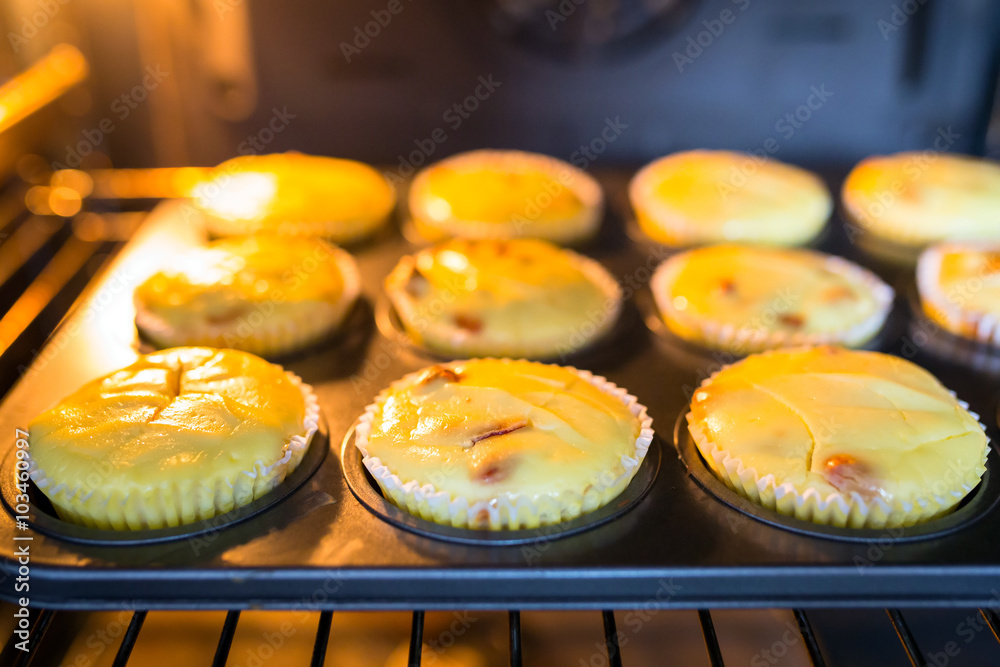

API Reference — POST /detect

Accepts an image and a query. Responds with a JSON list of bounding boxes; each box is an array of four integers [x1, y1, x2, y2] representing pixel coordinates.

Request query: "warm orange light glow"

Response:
[[0, 236, 96, 354], [25, 185, 52, 215], [0, 44, 88, 134], [48, 186, 83, 217], [71, 212, 106, 242], [17, 154, 53, 184], [85, 167, 212, 199], [50, 169, 94, 197], [192, 171, 277, 221]]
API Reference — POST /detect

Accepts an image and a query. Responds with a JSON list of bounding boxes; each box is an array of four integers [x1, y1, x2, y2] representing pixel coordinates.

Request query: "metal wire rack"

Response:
[[4, 606, 1000, 666]]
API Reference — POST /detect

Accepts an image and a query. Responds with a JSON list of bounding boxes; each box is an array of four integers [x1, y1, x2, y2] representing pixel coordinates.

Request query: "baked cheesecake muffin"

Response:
[[843, 152, 1000, 248], [27, 347, 319, 530], [384, 238, 621, 359], [134, 236, 360, 358], [355, 359, 653, 529], [917, 242, 1000, 347], [192, 152, 395, 243], [687, 346, 988, 528], [629, 150, 831, 246], [651, 245, 893, 353], [408, 150, 603, 244]]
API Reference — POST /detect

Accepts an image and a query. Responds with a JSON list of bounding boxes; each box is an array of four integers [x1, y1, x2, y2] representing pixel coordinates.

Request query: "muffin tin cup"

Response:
[[0, 417, 330, 546], [645, 248, 895, 356], [915, 242, 1000, 348], [133, 242, 363, 360], [353, 360, 655, 531], [904, 281, 1000, 374], [25, 369, 322, 532], [672, 411, 1000, 543], [341, 423, 661, 546]]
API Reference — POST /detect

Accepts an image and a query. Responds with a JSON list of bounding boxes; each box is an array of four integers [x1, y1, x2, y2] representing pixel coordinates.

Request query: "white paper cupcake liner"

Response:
[[135, 244, 361, 358], [650, 248, 894, 355], [27, 370, 320, 531], [354, 360, 654, 530], [917, 242, 1000, 348], [385, 246, 623, 360], [686, 370, 989, 530], [407, 150, 604, 245]]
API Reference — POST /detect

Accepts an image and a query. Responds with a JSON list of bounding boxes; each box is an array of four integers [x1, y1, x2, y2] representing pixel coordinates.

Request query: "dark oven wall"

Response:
[[80, 0, 1000, 169]]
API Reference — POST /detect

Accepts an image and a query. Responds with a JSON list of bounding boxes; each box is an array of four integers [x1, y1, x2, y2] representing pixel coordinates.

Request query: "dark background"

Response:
[[4, 0, 1000, 170]]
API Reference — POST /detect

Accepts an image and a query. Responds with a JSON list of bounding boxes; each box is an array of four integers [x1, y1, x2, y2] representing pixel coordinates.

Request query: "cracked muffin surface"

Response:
[[356, 358, 652, 528], [687, 346, 988, 527], [27, 347, 315, 529]]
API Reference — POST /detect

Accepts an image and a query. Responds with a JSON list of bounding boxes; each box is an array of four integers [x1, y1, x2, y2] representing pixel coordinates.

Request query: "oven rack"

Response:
[[4, 606, 1000, 666]]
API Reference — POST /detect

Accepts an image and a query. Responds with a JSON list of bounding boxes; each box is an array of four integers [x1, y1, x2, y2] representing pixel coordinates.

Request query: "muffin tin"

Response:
[[0, 420, 330, 547], [672, 412, 1000, 544], [2, 169, 1000, 611], [341, 425, 661, 547]]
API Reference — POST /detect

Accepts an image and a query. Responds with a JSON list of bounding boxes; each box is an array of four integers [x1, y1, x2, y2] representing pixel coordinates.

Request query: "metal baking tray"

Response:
[[2, 169, 1000, 611]]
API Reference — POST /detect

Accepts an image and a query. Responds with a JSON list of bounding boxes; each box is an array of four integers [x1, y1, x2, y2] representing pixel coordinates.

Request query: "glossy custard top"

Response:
[[29, 347, 306, 492], [193, 152, 394, 226], [689, 346, 988, 504], [363, 359, 641, 502], [387, 238, 616, 346], [660, 245, 889, 338], [416, 151, 586, 224], [934, 246, 1000, 315], [843, 153, 1000, 245], [135, 236, 346, 327], [632, 150, 831, 245]]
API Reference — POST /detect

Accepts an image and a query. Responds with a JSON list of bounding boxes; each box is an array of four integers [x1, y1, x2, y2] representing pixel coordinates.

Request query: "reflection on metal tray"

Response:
[[1, 171, 1000, 612]]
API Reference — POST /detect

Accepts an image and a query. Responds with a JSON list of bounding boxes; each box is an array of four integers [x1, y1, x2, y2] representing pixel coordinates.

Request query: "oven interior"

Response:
[[1, 1, 1000, 666]]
